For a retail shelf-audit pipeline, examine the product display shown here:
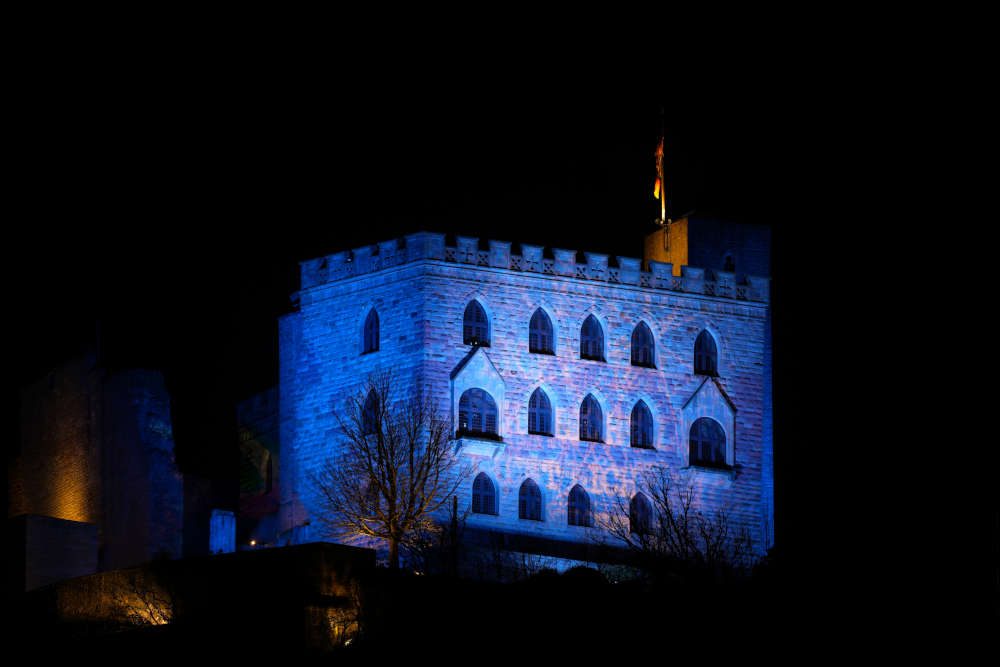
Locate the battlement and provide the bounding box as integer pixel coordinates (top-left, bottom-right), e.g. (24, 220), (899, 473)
(298, 232), (769, 303)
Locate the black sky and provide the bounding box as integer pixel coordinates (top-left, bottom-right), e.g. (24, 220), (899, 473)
(7, 43), (835, 563)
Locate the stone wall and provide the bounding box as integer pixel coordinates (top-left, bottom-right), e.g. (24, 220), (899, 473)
(280, 233), (772, 557)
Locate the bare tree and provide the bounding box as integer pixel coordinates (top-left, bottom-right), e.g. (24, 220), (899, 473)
(599, 466), (756, 575)
(313, 371), (470, 569)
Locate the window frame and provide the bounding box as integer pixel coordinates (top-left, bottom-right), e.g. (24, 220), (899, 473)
(579, 315), (605, 362)
(463, 300), (491, 347)
(457, 388), (501, 441)
(579, 394), (604, 443)
(528, 388), (554, 437)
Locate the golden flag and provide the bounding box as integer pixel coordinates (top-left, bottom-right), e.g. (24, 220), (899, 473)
(654, 136), (664, 200)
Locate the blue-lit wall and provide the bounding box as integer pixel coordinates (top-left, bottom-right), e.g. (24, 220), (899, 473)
(279, 233), (773, 557)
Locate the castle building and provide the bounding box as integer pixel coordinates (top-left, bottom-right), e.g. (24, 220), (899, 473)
(278, 226), (772, 564)
(8, 355), (185, 591)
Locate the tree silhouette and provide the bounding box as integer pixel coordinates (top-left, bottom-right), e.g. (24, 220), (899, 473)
(313, 371), (470, 569)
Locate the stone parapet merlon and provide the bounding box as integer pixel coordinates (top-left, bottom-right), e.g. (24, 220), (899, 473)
(298, 232), (769, 303)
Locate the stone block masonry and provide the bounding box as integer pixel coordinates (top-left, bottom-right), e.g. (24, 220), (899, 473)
(280, 232), (772, 558)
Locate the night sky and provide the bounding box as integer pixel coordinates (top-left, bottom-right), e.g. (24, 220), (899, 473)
(7, 50), (834, 564)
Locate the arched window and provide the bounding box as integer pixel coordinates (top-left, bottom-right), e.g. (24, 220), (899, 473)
(519, 478), (542, 521)
(690, 417), (727, 468)
(630, 400), (654, 449)
(363, 309), (379, 353)
(529, 308), (554, 354)
(463, 301), (490, 346)
(694, 330), (718, 376)
(362, 389), (378, 435)
(458, 389), (499, 439)
(630, 493), (651, 534)
(567, 485), (591, 527)
(579, 394), (603, 442)
(472, 472), (497, 515)
(580, 315), (604, 361)
(631, 321), (655, 368)
(528, 388), (553, 436)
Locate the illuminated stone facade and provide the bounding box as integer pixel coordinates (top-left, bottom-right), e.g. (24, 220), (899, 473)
(278, 231), (773, 560)
(10, 356), (184, 590)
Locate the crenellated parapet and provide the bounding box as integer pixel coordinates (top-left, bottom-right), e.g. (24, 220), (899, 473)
(299, 232), (769, 303)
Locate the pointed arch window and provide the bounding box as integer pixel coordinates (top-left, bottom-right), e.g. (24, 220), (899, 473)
(472, 472), (498, 515)
(579, 394), (603, 443)
(580, 315), (604, 361)
(529, 308), (554, 354)
(363, 309), (379, 353)
(690, 417), (727, 468)
(518, 479), (542, 521)
(528, 388), (553, 436)
(630, 493), (652, 534)
(568, 485), (591, 527)
(463, 301), (490, 346)
(630, 400), (654, 449)
(458, 389), (500, 440)
(694, 330), (718, 376)
(631, 321), (655, 368)
(362, 389), (378, 435)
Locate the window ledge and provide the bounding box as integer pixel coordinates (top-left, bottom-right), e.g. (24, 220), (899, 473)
(630, 444), (656, 451)
(685, 463), (738, 478)
(529, 349), (556, 356)
(631, 362), (656, 369)
(528, 431), (554, 438)
(360, 349), (379, 356)
(580, 355), (606, 362)
(456, 437), (505, 458)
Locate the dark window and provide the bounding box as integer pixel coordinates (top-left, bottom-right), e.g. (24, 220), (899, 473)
(472, 472), (497, 515)
(579, 394), (603, 442)
(723, 254), (735, 273)
(458, 388), (499, 439)
(518, 478), (542, 521)
(568, 484), (591, 527)
(463, 301), (490, 346)
(690, 417), (727, 468)
(631, 322), (655, 368)
(630, 493), (651, 534)
(630, 401), (654, 449)
(529, 308), (555, 354)
(694, 330), (718, 376)
(580, 315), (604, 361)
(528, 388), (553, 436)
(363, 309), (379, 353)
(362, 390), (378, 435)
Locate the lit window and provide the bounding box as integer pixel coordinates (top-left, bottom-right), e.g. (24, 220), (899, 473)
(458, 389), (500, 439)
(463, 301), (490, 346)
